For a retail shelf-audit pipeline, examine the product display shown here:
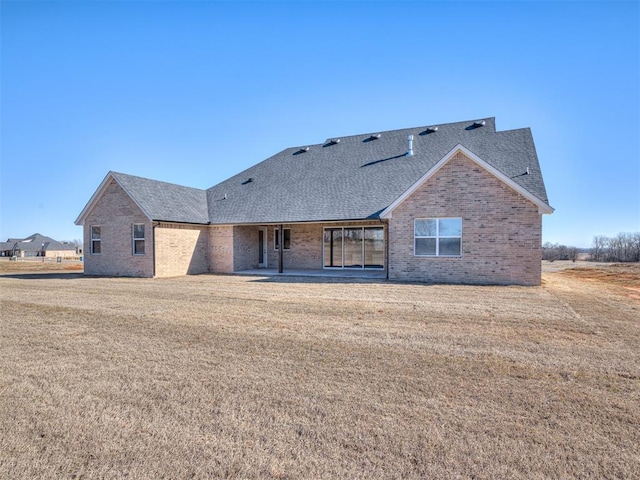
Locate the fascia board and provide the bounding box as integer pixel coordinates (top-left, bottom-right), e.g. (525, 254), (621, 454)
(380, 144), (554, 219)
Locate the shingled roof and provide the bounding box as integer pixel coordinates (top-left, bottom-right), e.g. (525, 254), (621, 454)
(76, 117), (552, 226)
(110, 172), (209, 224)
(206, 117), (550, 224)
(0, 233), (76, 253)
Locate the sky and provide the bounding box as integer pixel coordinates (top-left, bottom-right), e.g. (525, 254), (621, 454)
(1, 0), (638, 248)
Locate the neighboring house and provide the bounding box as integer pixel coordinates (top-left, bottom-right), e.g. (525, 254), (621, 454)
(75, 118), (553, 285)
(0, 233), (78, 258)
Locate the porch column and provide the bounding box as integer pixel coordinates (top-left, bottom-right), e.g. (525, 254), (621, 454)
(278, 224), (284, 273)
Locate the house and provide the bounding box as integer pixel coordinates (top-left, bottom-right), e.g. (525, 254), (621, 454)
(0, 233), (78, 258)
(75, 118), (553, 285)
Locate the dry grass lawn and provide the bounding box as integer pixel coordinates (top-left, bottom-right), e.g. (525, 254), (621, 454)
(1, 261), (638, 479)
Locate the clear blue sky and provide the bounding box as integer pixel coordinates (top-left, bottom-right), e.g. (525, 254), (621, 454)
(1, 1), (638, 247)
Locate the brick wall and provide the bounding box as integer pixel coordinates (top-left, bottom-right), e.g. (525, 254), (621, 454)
(232, 225), (259, 271)
(82, 180), (154, 277)
(388, 151), (542, 285)
(266, 223), (324, 270)
(155, 223), (209, 277)
(209, 226), (234, 273)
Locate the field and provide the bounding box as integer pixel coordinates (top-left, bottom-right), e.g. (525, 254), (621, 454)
(1, 261), (638, 479)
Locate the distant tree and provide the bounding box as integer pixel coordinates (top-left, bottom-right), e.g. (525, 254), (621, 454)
(590, 232), (640, 262)
(591, 236), (608, 262)
(542, 242), (579, 261)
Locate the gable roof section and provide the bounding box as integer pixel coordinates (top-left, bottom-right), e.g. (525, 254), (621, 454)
(380, 145), (554, 218)
(206, 118), (551, 224)
(75, 172), (209, 225)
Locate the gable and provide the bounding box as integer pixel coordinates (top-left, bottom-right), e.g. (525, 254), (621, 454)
(81, 178), (150, 224)
(380, 145), (554, 219)
(75, 172), (209, 225)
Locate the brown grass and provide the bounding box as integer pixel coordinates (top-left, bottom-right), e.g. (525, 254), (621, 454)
(1, 264), (638, 479)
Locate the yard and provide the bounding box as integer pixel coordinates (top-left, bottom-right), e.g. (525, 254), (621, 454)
(1, 261), (638, 479)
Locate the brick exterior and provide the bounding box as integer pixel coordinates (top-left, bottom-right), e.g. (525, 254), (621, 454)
(81, 157), (543, 284)
(82, 180), (154, 277)
(208, 226), (234, 273)
(387, 152), (542, 285)
(266, 223), (324, 270)
(155, 223), (209, 277)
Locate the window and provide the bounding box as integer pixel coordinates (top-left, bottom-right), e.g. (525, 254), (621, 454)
(91, 225), (101, 254)
(415, 218), (462, 257)
(133, 224), (145, 255)
(274, 228), (291, 251)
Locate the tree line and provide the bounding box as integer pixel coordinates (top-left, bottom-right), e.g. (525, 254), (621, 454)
(542, 232), (640, 262)
(591, 232), (640, 262)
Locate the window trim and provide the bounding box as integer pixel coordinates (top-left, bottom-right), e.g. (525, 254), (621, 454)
(132, 223), (146, 255)
(274, 228), (291, 251)
(90, 225), (101, 255)
(414, 217), (462, 257)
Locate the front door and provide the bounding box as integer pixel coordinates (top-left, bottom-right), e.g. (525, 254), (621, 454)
(258, 227), (268, 268)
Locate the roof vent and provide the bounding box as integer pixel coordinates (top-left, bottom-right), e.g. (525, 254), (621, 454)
(466, 120), (487, 130)
(363, 134), (381, 143)
(293, 147), (310, 155)
(324, 138), (341, 147)
(241, 178), (254, 185)
(407, 134), (414, 156)
(420, 126), (438, 135)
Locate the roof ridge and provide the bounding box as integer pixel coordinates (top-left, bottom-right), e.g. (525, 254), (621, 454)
(315, 117), (496, 144)
(111, 171), (207, 192)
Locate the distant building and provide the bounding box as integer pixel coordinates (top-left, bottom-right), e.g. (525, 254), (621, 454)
(0, 233), (78, 258)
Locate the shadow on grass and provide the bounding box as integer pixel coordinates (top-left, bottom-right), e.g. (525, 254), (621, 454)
(0, 272), (85, 280)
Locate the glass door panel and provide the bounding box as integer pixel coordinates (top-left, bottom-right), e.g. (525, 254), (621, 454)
(323, 228), (343, 268)
(343, 228), (363, 268)
(364, 227), (384, 268)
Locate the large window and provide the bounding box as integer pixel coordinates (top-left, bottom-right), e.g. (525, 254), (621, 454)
(274, 228), (291, 251)
(415, 218), (462, 257)
(91, 225), (101, 255)
(133, 224), (145, 255)
(323, 226), (384, 269)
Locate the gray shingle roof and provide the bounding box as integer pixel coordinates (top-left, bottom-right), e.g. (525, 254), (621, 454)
(0, 233), (76, 252)
(205, 117), (550, 224)
(86, 118), (550, 225)
(110, 172), (209, 224)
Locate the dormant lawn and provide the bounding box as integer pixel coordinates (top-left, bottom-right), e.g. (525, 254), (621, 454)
(1, 261), (638, 479)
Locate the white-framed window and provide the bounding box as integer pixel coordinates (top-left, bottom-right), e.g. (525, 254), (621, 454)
(274, 228), (291, 251)
(90, 225), (101, 255)
(132, 224), (145, 255)
(414, 218), (462, 257)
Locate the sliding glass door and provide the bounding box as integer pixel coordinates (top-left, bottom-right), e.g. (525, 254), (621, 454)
(323, 226), (384, 269)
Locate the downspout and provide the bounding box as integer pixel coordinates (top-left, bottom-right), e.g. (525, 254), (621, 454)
(152, 222), (158, 278)
(384, 220), (389, 280)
